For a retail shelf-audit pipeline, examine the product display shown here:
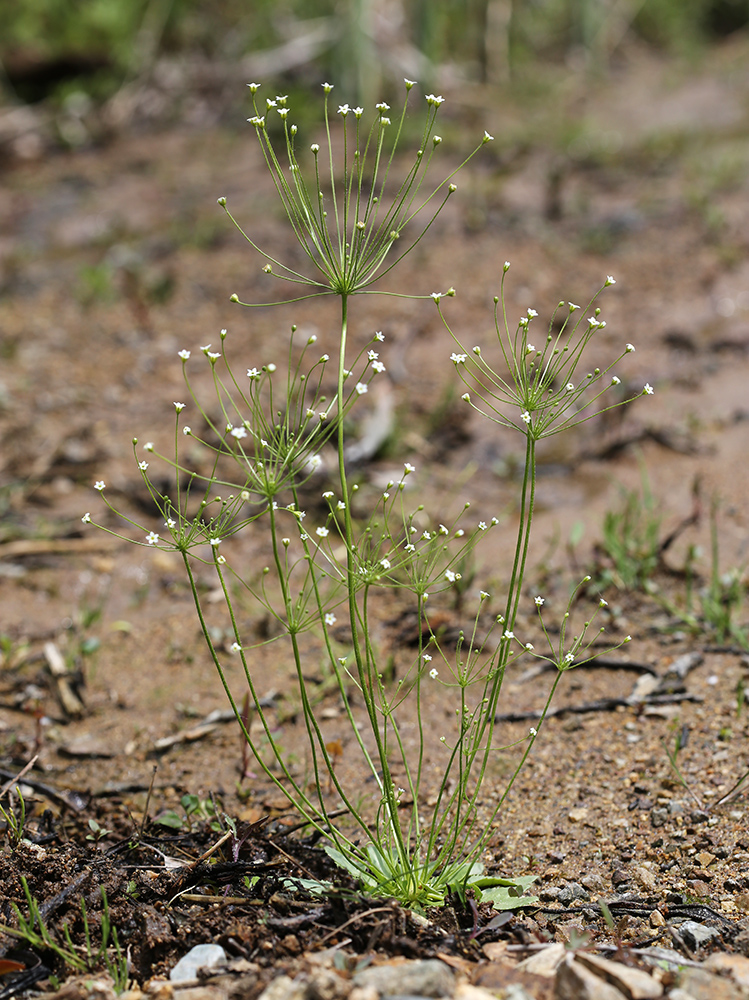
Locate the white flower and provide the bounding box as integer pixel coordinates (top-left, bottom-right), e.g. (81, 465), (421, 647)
(526, 344), (536, 354)
(503, 630), (514, 640)
(183, 426), (191, 436)
(310, 143), (320, 153)
(535, 596), (545, 606)
(491, 517), (498, 525)
(425, 94), (445, 105)
(445, 569), (456, 583)
(521, 411), (531, 424)
(527, 308), (538, 318)
(324, 613), (337, 626)
(165, 518), (176, 528)
(478, 521), (487, 531)
(380, 558), (391, 570)
(353, 107), (363, 117)
(431, 292), (442, 302)
(217, 554), (226, 564)
(338, 104), (350, 116)
(355, 382), (368, 395)
(322, 491), (334, 499)
(267, 363), (276, 372)
(483, 130), (494, 142)
(643, 383), (654, 395)
(455, 529), (465, 537)
(405, 543), (415, 553)
(247, 367), (261, 378)
(307, 454), (322, 471)
(231, 427), (248, 439)
(461, 393), (470, 402)
(503, 261), (511, 270)
(372, 360), (386, 373)
(599, 598), (608, 607)
(94, 481), (106, 491)
(209, 538), (221, 547)
(529, 727), (538, 737)
(404, 463), (415, 473)
(374, 331), (385, 342)
(569, 302), (580, 311)
(316, 526), (329, 538)
(144, 442), (154, 452)
(611, 375), (621, 385)
(322, 82), (333, 92)
(174, 402), (186, 412)
(404, 78), (416, 87)
(383, 492), (390, 500)
(429, 668), (439, 679)
(82, 512), (91, 523)
(625, 343), (635, 353)
(146, 532), (159, 545)
(624, 635), (632, 642)
(368, 350), (379, 361)
(480, 591), (490, 600)
(565, 383), (574, 392)
(139, 461), (149, 470)
(588, 317), (598, 328)
(451, 353), (467, 364)
(422, 531), (431, 540)
(605, 275), (616, 286)
(230, 642), (242, 653)
(423, 653), (432, 663)
(438, 524), (449, 535)
(525, 643), (534, 650)
(564, 652), (574, 664)
(178, 350), (191, 360)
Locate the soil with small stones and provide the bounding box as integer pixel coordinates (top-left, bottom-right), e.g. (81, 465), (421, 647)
(2, 37), (749, 998)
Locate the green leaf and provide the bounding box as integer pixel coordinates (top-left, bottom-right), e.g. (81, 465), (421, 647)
(478, 875), (540, 911)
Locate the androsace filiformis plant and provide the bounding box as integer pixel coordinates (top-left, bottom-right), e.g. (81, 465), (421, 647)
(85, 81), (652, 909)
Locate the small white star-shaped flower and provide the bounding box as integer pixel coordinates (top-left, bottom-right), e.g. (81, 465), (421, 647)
(535, 596), (545, 606)
(605, 275), (616, 286)
(611, 375), (621, 385)
(429, 668), (438, 679)
(82, 512), (91, 523)
(174, 402), (186, 412)
(445, 570), (456, 583)
(503, 630), (514, 640)
(94, 481), (106, 491)
(374, 331), (385, 342)
(231, 427), (248, 438)
(521, 411), (531, 424)
(178, 350), (191, 360)
(146, 531), (159, 545)
(139, 461), (149, 470)
(451, 353), (467, 364)
(316, 526), (329, 538)
(355, 382), (368, 395)
(643, 383), (654, 395)
(324, 613), (336, 626)
(478, 521), (487, 531)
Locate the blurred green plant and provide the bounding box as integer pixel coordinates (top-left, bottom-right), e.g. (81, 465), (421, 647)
(594, 466), (661, 591)
(3, 0), (747, 106)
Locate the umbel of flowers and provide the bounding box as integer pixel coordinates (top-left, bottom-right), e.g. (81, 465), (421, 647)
(85, 82), (651, 909)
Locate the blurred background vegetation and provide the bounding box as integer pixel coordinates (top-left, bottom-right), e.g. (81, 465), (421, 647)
(1, 0), (748, 111)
